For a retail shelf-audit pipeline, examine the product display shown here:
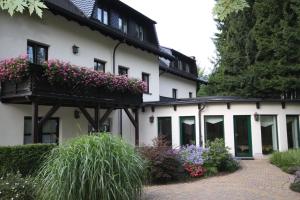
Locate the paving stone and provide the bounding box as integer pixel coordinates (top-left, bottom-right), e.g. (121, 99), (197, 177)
(143, 160), (300, 200)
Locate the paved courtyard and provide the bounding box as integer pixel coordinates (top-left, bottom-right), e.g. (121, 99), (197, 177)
(143, 159), (300, 200)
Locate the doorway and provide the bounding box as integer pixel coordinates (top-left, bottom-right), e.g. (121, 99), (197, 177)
(234, 115), (252, 157)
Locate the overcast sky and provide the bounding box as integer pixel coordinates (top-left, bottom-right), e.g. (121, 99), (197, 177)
(121, 0), (217, 74)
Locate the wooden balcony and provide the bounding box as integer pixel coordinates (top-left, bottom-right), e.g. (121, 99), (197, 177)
(0, 64), (142, 108)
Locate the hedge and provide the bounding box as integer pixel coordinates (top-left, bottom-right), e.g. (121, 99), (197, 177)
(0, 144), (56, 176)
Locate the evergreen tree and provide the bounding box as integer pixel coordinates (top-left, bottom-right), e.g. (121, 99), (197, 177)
(207, 0), (300, 99)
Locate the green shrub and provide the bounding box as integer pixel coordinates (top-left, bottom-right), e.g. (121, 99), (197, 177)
(139, 137), (187, 184)
(0, 172), (36, 200)
(203, 138), (239, 173)
(0, 144), (56, 176)
(35, 133), (146, 200)
(290, 182), (300, 193)
(270, 149), (300, 173)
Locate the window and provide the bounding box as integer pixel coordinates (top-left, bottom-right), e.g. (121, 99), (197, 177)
(118, 17), (128, 33)
(260, 115), (279, 154)
(177, 60), (183, 70)
(204, 116), (224, 143)
(189, 92), (193, 98)
(24, 117), (59, 144)
(185, 65), (190, 73)
(158, 117), (172, 146)
(172, 88), (177, 99)
(286, 115), (300, 149)
(180, 116), (196, 145)
(135, 24), (144, 41)
(118, 66), (128, 76)
(142, 73), (150, 94)
(97, 7), (108, 25)
(27, 40), (48, 65)
(94, 59), (106, 72)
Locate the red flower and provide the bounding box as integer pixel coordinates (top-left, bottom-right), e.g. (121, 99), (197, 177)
(183, 163), (205, 177)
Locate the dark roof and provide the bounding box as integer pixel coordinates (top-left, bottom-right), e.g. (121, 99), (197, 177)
(143, 96), (300, 106)
(70, 0), (95, 17)
(44, 0), (173, 60)
(159, 46), (206, 83)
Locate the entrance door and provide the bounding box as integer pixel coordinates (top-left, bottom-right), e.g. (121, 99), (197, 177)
(234, 115), (252, 157)
(180, 116), (196, 146)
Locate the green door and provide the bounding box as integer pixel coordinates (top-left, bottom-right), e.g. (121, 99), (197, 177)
(180, 116), (196, 146)
(234, 115), (252, 157)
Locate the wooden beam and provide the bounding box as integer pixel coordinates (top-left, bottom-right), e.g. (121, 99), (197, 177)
(94, 104), (100, 132)
(134, 109), (139, 146)
(123, 108), (137, 128)
(79, 106), (96, 129)
(99, 108), (113, 127)
(32, 102), (39, 143)
(281, 102), (286, 109)
(38, 105), (60, 129)
(173, 105), (177, 111)
(151, 106), (155, 112)
(227, 103), (231, 109)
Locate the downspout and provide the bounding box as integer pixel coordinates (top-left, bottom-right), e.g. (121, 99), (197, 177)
(198, 103), (206, 147)
(113, 41), (124, 75)
(113, 40), (124, 136)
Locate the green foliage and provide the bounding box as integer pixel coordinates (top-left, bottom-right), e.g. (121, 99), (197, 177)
(290, 182), (300, 193)
(270, 149), (300, 173)
(0, 0), (47, 18)
(203, 139), (239, 172)
(139, 137), (186, 184)
(0, 172), (36, 200)
(35, 134), (146, 200)
(0, 144), (56, 176)
(208, 0), (300, 98)
(214, 0), (249, 21)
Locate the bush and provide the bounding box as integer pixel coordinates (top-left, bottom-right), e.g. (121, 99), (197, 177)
(203, 139), (239, 173)
(270, 149), (300, 173)
(178, 145), (208, 177)
(139, 137), (186, 184)
(35, 133), (146, 200)
(0, 144), (56, 176)
(290, 182), (300, 193)
(0, 172), (36, 200)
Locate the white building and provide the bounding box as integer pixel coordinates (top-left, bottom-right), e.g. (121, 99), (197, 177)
(0, 0), (299, 159)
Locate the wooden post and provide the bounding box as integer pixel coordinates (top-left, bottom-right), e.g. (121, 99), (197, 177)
(32, 101), (39, 143)
(134, 108), (139, 146)
(94, 105), (100, 132)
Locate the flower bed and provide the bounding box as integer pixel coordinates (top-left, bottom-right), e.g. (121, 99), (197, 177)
(0, 56), (146, 94)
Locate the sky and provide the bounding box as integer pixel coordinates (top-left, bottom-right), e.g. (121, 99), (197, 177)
(121, 0), (218, 74)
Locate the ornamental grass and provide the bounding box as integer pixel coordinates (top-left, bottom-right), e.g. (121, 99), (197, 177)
(35, 134), (147, 200)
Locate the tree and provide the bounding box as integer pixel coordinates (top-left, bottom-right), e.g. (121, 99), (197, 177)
(0, 0), (47, 18)
(214, 0), (249, 21)
(207, 0), (300, 99)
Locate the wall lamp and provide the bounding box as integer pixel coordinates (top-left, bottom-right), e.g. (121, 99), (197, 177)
(72, 45), (79, 55)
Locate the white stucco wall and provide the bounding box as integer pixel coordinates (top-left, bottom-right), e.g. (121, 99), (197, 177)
(0, 11), (159, 102)
(159, 73), (197, 98)
(138, 102), (300, 158)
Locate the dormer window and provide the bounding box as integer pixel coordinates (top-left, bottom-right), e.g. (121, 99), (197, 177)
(135, 24), (144, 41)
(118, 17), (128, 33)
(185, 65), (190, 73)
(97, 7), (108, 25)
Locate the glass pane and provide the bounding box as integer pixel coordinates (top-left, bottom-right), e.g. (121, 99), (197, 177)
(42, 133), (57, 144)
(181, 117), (196, 145)
(158, 117), (172, 146)
(36, 47), (46, 65)
(205, 116), (224, 142)
(118, 18), (122, 30)
(123, 20), (127, 33)
(139, 26), (143, 40)
(27, 45), (34, 63)
(261, 115), (278, 154)
(42, 119), (57, 133)
(100, 118), (111, 132)
(234, 116), (252, 157)
(24, 135), (33, 144)
(97, 8), (102, 21)
(103, 10), (108, 25)
(287, 116), (300, 149)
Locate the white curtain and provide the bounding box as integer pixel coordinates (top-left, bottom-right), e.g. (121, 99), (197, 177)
(183, 119), (195, 125)
(205, 117), (223, 124)
(287, 116), (299, 148)
(261, 116), (278, 150)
